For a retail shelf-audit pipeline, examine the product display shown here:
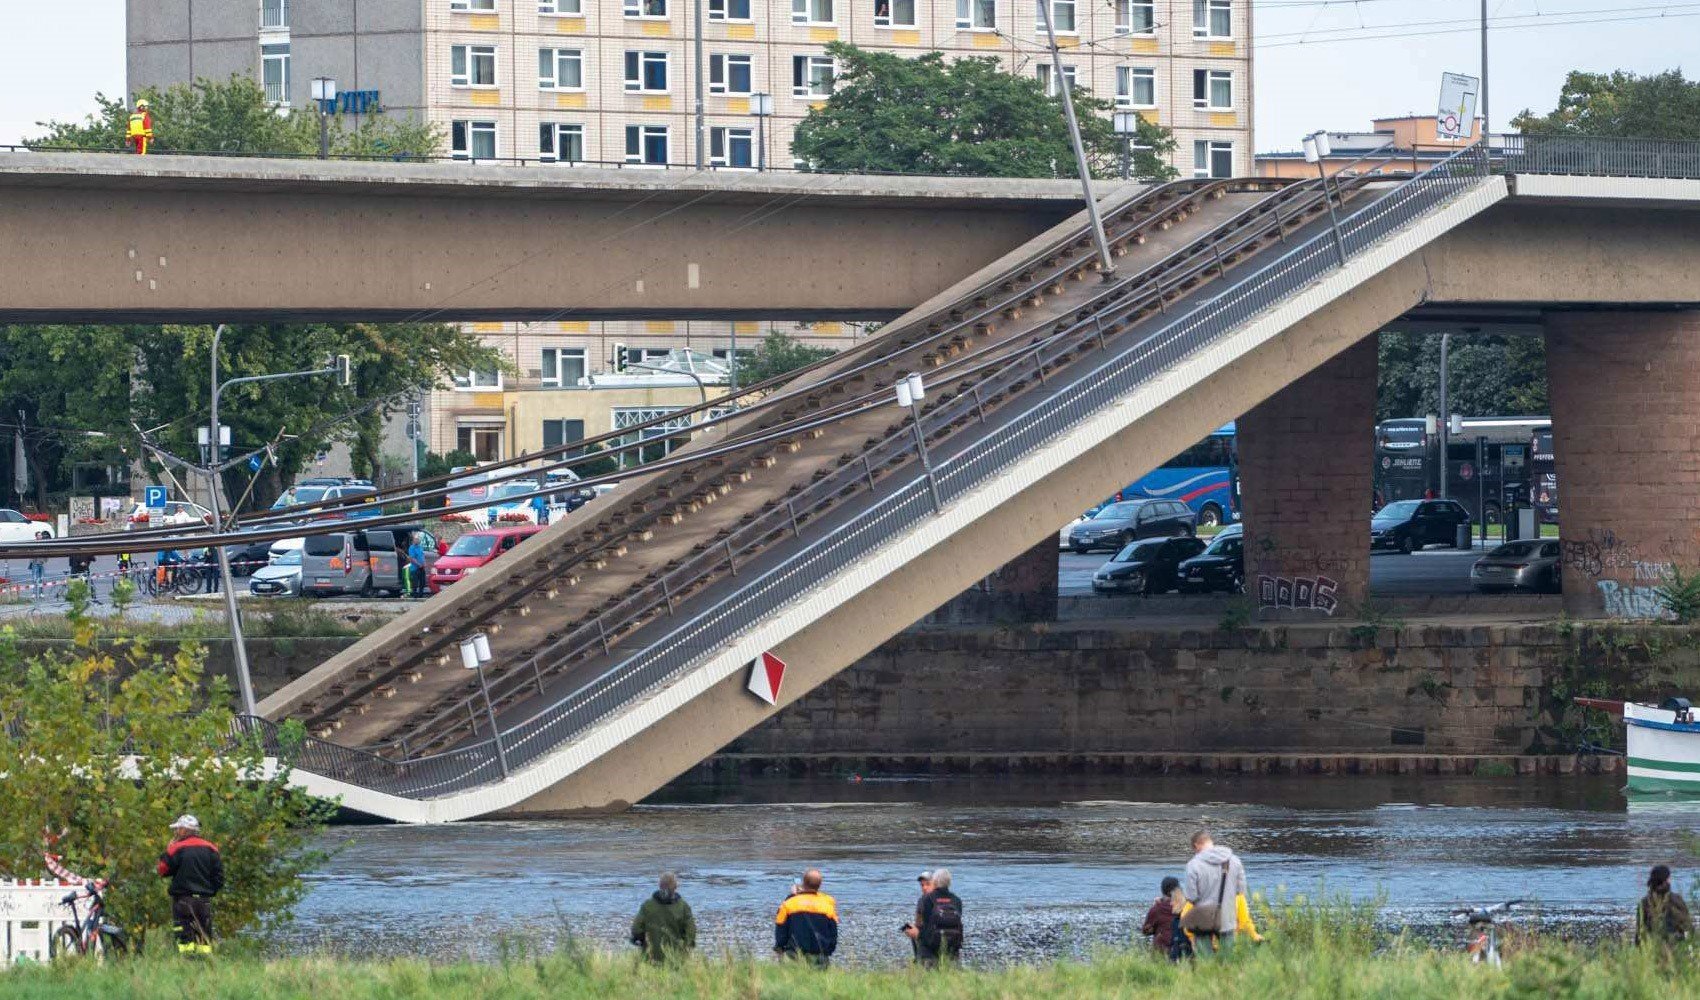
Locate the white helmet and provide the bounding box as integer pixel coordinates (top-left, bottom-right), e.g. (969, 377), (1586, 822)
(170, 814), (199, 832)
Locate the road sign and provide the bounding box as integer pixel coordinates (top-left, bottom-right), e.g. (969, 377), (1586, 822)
(1459, 462), (1475, 481)
(746, 651), (787, 705)
(248, 454), (264, 472)
(1436, 72), (1479, 140)
(144, 485), (168, 513)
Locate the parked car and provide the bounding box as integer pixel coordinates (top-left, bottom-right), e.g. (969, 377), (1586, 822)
(125, 501), (213, 529)
(428, 525), (543, 594)
(226, 538), (279, 576)
(0, 509), (53, 542)
(301, 525), (441, 597)
(1177, 523), (1245, 593)
(1370, 498), (1471, 553)
(248, 546), (303, 597)
(1471, 539), (1562, 593)
(274, 481), (379, 522)
(1066, 499), (1196, 554)
(1092, 535), (1206, 595)
(483, 482), (546, 525)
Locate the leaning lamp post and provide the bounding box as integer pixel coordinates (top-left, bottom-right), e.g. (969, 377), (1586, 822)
(459, 633), (510, 777)
(1303, 130), (1348, 267)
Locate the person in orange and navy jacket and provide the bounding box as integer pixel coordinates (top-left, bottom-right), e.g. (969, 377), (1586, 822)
(157, 814), (224, 954)
(775, 868), (838, 967)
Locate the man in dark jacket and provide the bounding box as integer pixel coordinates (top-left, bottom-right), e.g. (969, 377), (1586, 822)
(774, 868), (837, 966)
(630, 871), (697, 962)
(1637, 864), (1694, 946)
(915, 867), (964, 966)
(156, 814), (223, 955)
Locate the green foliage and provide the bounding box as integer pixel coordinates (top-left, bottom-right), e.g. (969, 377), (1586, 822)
(793, 44), (1177, 179)
(0, 595), (334, 945)
(738, 332), (837, 386)
(1512, 69), (1700, 140)
(1217, 598), (1253, 631)
(420, 450), (481, 482)
(1376, 331), (1548, 423)
(1656, 567), (1700, 625)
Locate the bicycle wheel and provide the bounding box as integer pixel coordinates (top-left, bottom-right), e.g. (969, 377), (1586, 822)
(95, 927), (128, 958)
(50, 925), (82, 959)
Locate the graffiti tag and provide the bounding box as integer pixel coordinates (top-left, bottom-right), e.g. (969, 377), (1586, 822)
(1256, 575), (1339, 615)
(1597, 580), (1673, 621)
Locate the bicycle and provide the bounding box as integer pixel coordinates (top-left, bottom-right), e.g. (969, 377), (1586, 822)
(42, 837), (128, 960)
(1454, 899), (1523, 967)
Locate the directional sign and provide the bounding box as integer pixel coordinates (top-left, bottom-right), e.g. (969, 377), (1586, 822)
(746, 651), (787, 705)
(1437, 72), (1479, 140)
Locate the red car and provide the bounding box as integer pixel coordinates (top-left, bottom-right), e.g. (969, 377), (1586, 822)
(427, 525), (542, 594)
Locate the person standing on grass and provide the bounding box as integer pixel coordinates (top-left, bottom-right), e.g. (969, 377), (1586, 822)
(1181, 828), (1247, 954)
(1637, 864), (1693, 946)
(775, 868), (838, 967)
(630, 871), (696, 963)
(157, 814), (223, 955)
(914, 867), (964, 967)
(1142, 876), (1183, 955)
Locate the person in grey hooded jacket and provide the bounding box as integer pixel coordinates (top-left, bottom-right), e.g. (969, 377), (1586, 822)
(1182, 829), (1248, 951)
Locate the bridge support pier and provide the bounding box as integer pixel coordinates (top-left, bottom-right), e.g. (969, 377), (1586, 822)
(1237, 337), (1377, 617)
(1546, 310), (1700, 618)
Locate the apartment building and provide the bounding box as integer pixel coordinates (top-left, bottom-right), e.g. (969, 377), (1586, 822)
(128, 0), (1253, 461)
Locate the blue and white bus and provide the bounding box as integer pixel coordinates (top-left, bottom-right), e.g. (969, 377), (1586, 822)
(1109, 423), (1239, 528)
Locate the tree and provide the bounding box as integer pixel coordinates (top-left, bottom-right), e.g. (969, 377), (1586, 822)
(1375, 331), (1548, 422)
(0, 588), (332, 943)
(1512, 69), (1700, 140)
(739, 332), (838, 385)
(792, 44), (1177, 179)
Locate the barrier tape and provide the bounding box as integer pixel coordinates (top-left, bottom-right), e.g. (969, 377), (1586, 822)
(0, 560), (267, 599)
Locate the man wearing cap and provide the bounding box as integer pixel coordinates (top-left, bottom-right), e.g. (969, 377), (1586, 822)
(157, 815), (223, 954)
(902, 871), (933, 959)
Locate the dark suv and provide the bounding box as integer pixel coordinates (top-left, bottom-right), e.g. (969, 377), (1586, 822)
(1066, 498), (1197, 554)
(1370, 498), (1471, 553)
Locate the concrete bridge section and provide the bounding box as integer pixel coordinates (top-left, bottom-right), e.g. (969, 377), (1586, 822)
(0, 153), (1137, 323)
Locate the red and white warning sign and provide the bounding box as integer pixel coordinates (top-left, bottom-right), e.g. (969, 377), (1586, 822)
(746, 651), (787, 705)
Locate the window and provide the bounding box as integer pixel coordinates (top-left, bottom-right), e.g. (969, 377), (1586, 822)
(711, 126), (754, 167)
(261, 42), (290, 105)
(625, 124), (670, 164)
(624, 51), (669, 92)
(539, 48), (584, 90)
(262, 0), (288, 29)
(709, 0), (752, 18)
(1193, 139), (1233, 178)
(1193, 68), (1232, 110)
(874, 0), (916, 27)
(1035, 63), (1076, 97)
(1116, 66), (1155, 108)
(1115, 0), (1153, 34)
(1194, 0), (1231, 37)
(451, 0), (497, 9)
(792, 55), (834, 98)
(542, 419), (585, 451)
(623, 0), (668, 16)
(451, 368), (503, 390)
(612, 407), (693, 467)
(1035, 0), (1075, 33)
(451, 120), (498, 160)
(792, 0), (833, 25)
(538, 122), (584, 162)
(541, 347), (587, 386)
(456, 426), (503, 462)
(955, 0), (994, 28)
(709, 54), (753, 95)
(539, 0), (582, 11)
(622, 346), (674, 366)
(451, 44), (497, 87)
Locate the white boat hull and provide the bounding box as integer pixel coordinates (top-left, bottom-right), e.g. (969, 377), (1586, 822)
(1626, 702), (1700, 793)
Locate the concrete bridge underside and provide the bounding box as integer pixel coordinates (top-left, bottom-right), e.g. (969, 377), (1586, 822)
(0, 153), (1134, 323)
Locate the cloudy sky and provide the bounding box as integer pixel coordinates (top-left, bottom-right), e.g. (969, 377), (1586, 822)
(0, 0), (1693, 148)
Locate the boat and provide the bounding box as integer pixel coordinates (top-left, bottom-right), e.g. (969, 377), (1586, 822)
(1577, 697), (1700, 794)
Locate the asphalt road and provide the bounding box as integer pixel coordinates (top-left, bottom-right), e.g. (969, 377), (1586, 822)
(1058, 542), (1491, 597)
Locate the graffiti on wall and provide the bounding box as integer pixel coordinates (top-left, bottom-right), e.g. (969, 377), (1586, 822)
(1256, 575), (1339, 615)
(1562, 528), (1644, 578)
(1597, 559), (1675, 620)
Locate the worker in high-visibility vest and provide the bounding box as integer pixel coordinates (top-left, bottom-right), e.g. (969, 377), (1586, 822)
(127, 99), (154, 155)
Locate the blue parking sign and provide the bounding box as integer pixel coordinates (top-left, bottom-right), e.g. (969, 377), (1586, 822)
(144, 485), (168, 510)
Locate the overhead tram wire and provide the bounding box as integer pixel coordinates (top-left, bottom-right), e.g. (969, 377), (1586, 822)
(1257, 6), (1700, 47)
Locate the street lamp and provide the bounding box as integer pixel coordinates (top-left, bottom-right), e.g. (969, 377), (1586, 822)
(750, 93), (773, 173)
(1113, 110), (1140, 181)
(895, 373), (942, 513)
(459, 633), (510, 778)
(1303, 130), (1347, 267)
(311, 77), (337, 159)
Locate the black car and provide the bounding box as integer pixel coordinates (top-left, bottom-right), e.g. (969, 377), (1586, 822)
(1067, 499), (1197, 553)
(225, 540), (274, 577)
(1177, 524), (1244, 593)
(1092, 535), (1207, 595)
(1370, 498), (1471, 553)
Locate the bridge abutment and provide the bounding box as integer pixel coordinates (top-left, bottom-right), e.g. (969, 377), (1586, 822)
(1238, 337), (1377, 616)
(1546, 310), (1700, 617)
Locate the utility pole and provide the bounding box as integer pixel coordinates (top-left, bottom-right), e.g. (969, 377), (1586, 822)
(1438, 332), (1452, 500)
(694, 0), (706, 170)
(1480, 0), (1490, 135)
(206, 324), (256, 717)
(1035, 0), (1115, 280)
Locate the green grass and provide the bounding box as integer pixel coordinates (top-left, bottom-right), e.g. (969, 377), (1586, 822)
(0, 603), (378, 641)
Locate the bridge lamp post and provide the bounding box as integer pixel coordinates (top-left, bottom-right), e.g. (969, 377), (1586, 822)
(895, 373), (942, 514)
(750, 93), (773, 173)
(1113, 111), (1139, 182)
(460, 633), (510, 778)
(311, 77), (337, 159)
(1036, 0), (1115, 281)
(1303, 130), (1348, 267)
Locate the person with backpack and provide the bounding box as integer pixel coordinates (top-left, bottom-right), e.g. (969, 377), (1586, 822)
(1637, 864), (1694, 946)
(1181, 828), (1247, 955)
(629, 871), (697, 963)
(914, 867), (964, 967)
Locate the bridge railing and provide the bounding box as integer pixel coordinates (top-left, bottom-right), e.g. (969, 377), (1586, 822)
(1498, 134), (1700, 179)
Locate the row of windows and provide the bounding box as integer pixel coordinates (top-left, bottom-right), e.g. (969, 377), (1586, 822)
(1041, 64), (1233, 112)
(444, 0), (1237, 35)
(456, 45), (838, 97)
(453, 346), (756, 389)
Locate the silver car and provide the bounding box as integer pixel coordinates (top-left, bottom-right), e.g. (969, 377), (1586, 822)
(1471, 539), (1562, 593)
(248, 546), (302, 597)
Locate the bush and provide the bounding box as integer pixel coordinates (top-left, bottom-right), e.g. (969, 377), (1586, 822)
(1656, 567), (1700, 624)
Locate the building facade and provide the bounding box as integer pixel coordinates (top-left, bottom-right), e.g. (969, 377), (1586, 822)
(128, 0), (1254, 460)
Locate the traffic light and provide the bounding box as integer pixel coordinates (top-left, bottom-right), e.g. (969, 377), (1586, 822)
(611, 342), (628, 373)
(335, 354), (352, 386)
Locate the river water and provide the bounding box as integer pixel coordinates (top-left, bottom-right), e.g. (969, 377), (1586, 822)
(280, 774), (1695, 966)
